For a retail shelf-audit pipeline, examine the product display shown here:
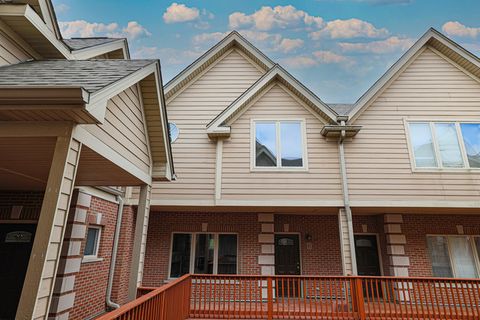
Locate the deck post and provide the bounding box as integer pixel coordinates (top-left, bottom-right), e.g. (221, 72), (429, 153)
(267, 276), (273, 320)
(354, 277), (366, 320)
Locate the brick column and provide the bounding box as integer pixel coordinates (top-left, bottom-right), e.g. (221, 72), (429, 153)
(48, 190), (91, 319)
(384, 214), (410, 277)
(258, 214), (275, 299)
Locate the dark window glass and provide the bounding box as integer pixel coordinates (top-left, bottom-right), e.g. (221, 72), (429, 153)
(255, 122), (277, 167)
(84, 227), (100, 256)
(280, 122), (303, 167)
(218, 234), (237, 274)
(170, 233), (191, 277)
(194, 234), (214, 274)
(427, 236), (453, 277)
(460, 123), (480, 168)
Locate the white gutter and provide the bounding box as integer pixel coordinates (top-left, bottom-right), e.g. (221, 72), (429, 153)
(105, 191), (125, 310)
(338, 117), (358, 275)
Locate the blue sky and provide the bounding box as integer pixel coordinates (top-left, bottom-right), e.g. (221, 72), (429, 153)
(53, 0), (480, 103)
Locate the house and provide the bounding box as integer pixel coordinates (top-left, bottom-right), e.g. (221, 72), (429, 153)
(0, 1), (174, 319)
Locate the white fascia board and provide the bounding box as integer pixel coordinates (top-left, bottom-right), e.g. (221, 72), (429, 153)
(71, 39), (128, 60)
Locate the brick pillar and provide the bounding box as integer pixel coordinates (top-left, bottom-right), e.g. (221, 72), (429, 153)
(384, 214), (410, 277)
(48, 190), (91, 319)
(258, 214), (275, 300)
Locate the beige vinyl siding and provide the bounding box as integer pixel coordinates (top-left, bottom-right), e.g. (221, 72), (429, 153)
(347, 47), (480, 202)
(83, 85), (151, 174)
(0, 31), (31, 66)
(151, 48), (264, 202)
(221, 83), (343, 201)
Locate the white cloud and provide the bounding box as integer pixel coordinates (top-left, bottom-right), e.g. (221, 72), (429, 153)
(59, 20), (119, 38)
(310, 18), (388, 39)
(313, 50), (350, 63)
(338, 36), (414, 54)
(280, 56), (318, 68)
(229, 5), (324, 31)
(192, 32), (228, 45)
(59, 20), (151, 40)
(121, 21), (151, 39)
(163, 3), (200, 24)
(134, 47), (202, 65)
(276, 38), (304, 53)
(442, 21), (480, 38)
(55, 3), (69, 13)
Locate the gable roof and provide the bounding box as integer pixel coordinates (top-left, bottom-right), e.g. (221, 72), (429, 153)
(207, 64), (338, 137)
(164, 30), (275, 100)
(347, 28), (480, 122)
(63, 38), (121, 50)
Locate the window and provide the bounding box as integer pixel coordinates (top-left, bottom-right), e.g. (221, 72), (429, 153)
(169, 233), (238, 278)
(427, 235), (480, 278)
(84, 227), (101, 257)
(407, 122), (480, 169)
(168, 122), (179, 143)
(253, 120), (305, 169)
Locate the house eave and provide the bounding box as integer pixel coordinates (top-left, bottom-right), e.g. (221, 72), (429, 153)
(321, 125), (362, 138)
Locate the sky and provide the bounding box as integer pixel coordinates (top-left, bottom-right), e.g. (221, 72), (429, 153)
(52, 0), (480, 103)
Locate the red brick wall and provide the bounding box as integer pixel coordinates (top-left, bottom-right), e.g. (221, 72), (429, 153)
(403, 214), (480, 277)
(275, 215), (343, 275)
(69, 198), (136, 319)
(143, 211), (261, 286)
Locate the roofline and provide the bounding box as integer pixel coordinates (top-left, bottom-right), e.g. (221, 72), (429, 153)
(207, 64), (337, 137)
(347, 28), (480, 122)
(164, 30), (275, 98)
(41, 0), (62, 39)
(70, 38), (130, 59)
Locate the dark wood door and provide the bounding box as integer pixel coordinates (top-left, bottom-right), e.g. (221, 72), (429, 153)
(275, 234), (301, 298)
(0, 224), (36, 320)
(355, 235), (382, 298)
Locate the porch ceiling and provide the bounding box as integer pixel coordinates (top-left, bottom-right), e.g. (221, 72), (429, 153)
(0, 137), (146, 191)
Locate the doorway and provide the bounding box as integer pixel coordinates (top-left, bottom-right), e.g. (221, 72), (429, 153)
(275, 234), (300, 297)
(354, 234), (382, 276)
(0, 224), (36, 320)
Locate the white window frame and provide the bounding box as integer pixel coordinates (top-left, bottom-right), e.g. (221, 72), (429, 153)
(168, 232), (239, 279)
(405, 119), (480, 172)
(427, 234), (480, 278)
(83, 226), (102, 263)
(250, 119), (308, 171)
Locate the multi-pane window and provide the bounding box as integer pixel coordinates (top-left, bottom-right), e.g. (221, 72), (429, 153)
(84, 226), (101, 258)
(427, 235), (480, 278)
(169, 233), (237, 278)
(254, 120), (305, 169)
(407, 122), (480, 169)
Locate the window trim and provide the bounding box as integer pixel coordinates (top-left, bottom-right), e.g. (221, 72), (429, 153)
(404, 119), (480, 172)
(250, 118), (308, 172)
(168, 232), (239, 279)
(83, 226), (102, 263)
(427, 234), (480, 278)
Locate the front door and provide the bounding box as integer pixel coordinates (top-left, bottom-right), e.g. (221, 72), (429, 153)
(355, 235), (382, 298)
(275, 234), (300, 297)
(0, 224), (36, 320)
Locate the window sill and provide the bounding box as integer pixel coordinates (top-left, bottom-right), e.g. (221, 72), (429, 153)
(412, 168), (480, 173)
(251, 167), (308, 173)
(82, 256), (104, 264)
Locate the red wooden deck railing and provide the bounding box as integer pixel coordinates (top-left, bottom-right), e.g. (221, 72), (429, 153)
(97, 274), (480, 320)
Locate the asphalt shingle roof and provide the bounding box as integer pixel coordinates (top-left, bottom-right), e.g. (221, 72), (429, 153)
(63, 38), (122, 50)
(328, 103), (355, 116)
(0, 59), (155, 93)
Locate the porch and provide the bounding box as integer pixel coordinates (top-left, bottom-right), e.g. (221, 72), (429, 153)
(97, 274), (480, 320)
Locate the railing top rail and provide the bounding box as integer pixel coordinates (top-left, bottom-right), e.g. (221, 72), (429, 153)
(95, 273), (191, 320)
(189, 273), (480, 282)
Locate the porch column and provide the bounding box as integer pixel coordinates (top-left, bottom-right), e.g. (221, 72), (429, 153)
(48, 190), (91, 319)
(384, 214), (410, 276)
(128, 184), (151, 300)
(258, 213), (275, 299)
(17, 134), (82, 320)
(338, 208), (357, 275)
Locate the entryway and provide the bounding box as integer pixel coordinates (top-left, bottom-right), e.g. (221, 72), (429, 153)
(275, 234), (300, 297)
(0, 224), (36, 319)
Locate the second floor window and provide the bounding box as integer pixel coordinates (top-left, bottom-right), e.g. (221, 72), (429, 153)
(407, 122), (480, 169)
(253, 120), (306, 169)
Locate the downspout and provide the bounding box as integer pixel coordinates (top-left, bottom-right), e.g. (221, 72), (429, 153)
(338, 118), (358, 275)
(106, 193), (125, 309)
